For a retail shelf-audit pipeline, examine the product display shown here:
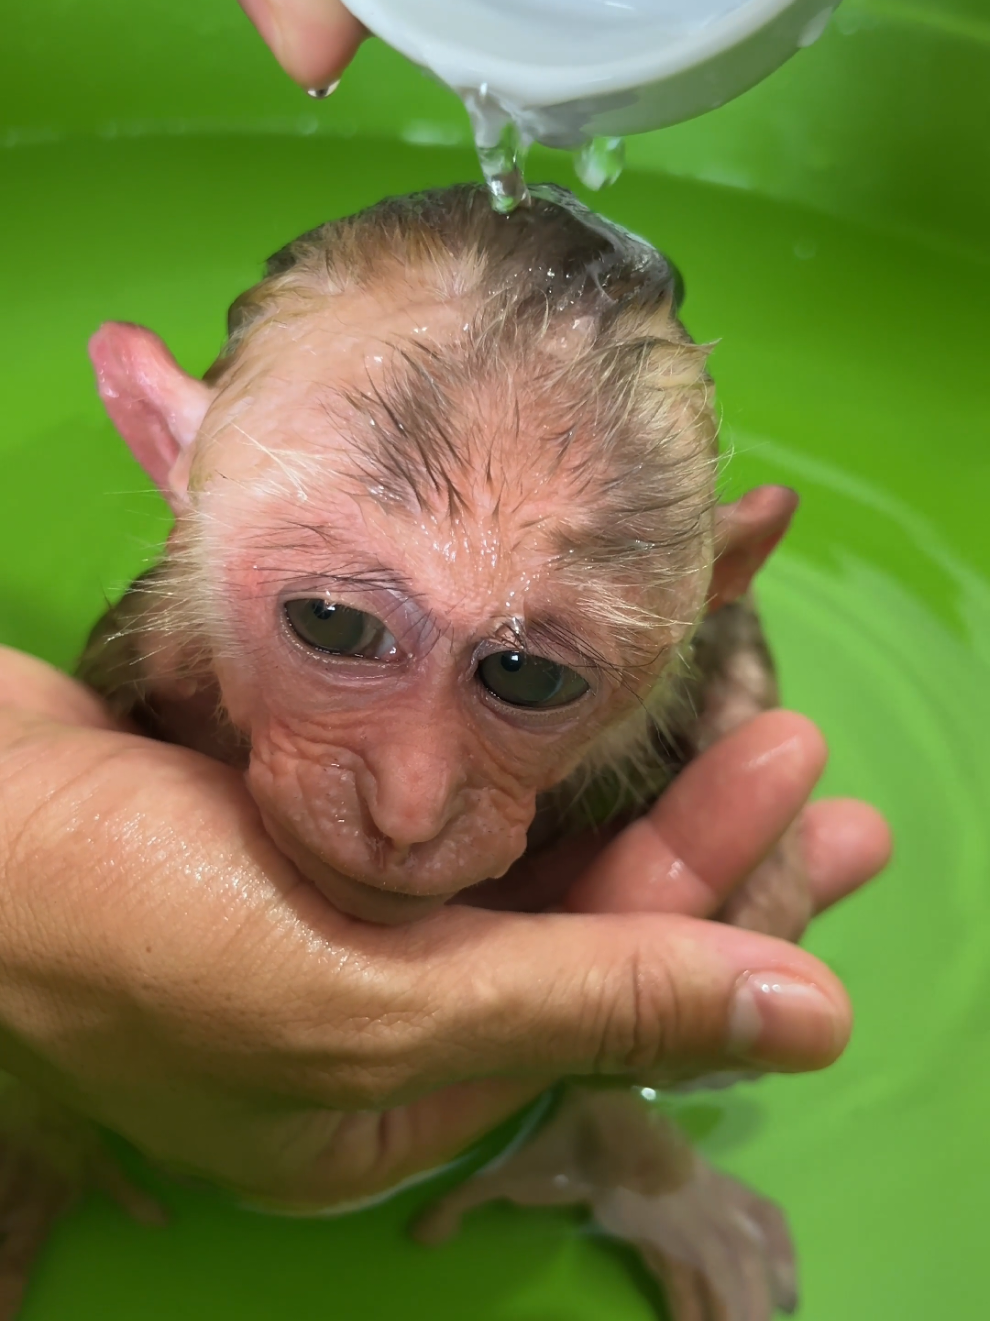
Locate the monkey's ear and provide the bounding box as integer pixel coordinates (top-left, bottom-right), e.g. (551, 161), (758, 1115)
(708, 486), (799, 612)
(88, 322), (213, 511)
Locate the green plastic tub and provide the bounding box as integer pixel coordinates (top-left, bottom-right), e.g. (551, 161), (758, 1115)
(1, 2), (988, 1316)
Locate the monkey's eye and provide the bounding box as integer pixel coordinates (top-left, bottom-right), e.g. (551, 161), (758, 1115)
(477, 651), (589, 709)
(284, 599), (397, 659)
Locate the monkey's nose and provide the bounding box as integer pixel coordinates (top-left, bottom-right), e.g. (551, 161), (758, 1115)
(376, 838), (412, 866)
(365, 801), (461, 858)
(359, 750), (465, 853)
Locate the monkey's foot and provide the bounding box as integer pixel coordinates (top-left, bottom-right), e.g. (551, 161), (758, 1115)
(0, 1079), (165, 1320)
(596, 1159), (797, 1321)
(412, 1085), (796, 1321)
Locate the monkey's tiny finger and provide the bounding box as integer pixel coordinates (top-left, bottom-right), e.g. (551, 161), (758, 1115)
(732, 1190), (797, 1312)
(238, 0), (367, 89)
(801, 799), (892, 916)
(93, 1158), (168, 1228)
(640, 1247), (712, 1321)
(0, 1272), (29, 1321)
(410, 1200), (464, 1246)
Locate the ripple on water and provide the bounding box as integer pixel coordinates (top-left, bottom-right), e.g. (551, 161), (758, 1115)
(664, 437), (990, 1154)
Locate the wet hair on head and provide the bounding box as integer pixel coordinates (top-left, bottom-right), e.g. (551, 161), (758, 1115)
(211, 183), (685, 363)
(203, 183), (719, 670)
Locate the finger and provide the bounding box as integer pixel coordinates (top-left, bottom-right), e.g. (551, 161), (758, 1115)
(801, 798), (893, 915)
(0, 1179), (75, 1321)
(91, 1155), (168, 1227)
(734, 1188), (798, 1312)
(333, 903), (853, 1104)
(277, 1076), (552, 1210)
(642, 1249), (712, 1321)
(0, 646), (117, 730)
(411, 1199), (465, 1247)
(566, 711), (827, 916)
(238, 0), (366, 88)
(410, 1169), (508, 1247)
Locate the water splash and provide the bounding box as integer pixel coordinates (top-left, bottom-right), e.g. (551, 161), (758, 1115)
(463, 88), (627, 212)
(476, 123), (530, 214)
(463, 89), (531, 214)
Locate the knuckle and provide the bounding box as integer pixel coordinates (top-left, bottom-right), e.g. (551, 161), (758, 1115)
(594, 946), (683, 1074)
(271, 1006), (437, 1112)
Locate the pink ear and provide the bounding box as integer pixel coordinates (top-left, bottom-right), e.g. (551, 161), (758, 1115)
(708, 486), (799, 612)
(89, 322), (212, 510)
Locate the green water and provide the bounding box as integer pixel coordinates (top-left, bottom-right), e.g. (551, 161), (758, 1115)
(2, 129), (989, 1320)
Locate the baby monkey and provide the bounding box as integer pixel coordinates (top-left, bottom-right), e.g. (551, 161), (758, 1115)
(6, 185), (811, 1320)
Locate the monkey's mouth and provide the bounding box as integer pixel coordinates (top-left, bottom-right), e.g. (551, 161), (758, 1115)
(311, 871), (455, 925)
(259, 811), (463, 925)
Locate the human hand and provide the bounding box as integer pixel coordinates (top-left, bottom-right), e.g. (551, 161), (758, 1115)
(238, 0), (367, 91)
(465, 708), (887, 926)
(0, 647), (887, 1211)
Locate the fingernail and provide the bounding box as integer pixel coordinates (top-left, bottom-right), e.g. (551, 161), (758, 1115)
(307, 80), (340, 99)
(728, 971), (844, 1070)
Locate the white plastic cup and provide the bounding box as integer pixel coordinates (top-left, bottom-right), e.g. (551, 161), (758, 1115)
(345, 0), (840, 148)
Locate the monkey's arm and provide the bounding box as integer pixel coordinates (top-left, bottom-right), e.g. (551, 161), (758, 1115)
(675, 596), (780, 753)
(663, 595), (812, 942)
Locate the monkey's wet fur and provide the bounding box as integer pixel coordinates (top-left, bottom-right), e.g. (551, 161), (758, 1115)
(1, 185), (810, 1320)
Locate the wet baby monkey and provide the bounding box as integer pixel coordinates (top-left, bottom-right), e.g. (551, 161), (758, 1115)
(31, 185), (814, 1319)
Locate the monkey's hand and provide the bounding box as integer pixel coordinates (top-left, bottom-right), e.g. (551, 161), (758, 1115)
(413, 1086), (795, 1321)
(0, 1076), (164, 1321)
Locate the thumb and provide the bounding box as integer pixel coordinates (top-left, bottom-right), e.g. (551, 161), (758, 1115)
(344, 904), (851, 1103)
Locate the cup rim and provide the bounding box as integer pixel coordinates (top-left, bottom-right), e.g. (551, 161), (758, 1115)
(345, 0), (816, 106)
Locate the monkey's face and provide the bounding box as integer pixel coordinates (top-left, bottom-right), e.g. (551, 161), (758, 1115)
(184, 296), (690, 924)
(210, 508), (653, 926)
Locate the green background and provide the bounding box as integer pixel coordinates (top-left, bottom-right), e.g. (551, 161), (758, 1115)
(1, 0), (989, 1316)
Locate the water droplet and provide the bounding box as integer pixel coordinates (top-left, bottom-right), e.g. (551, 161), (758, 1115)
(477, 122), (530, 214)
(573, 136), (626, 191)
(306, 81), (339, 100)
(464, 90), (531, 214)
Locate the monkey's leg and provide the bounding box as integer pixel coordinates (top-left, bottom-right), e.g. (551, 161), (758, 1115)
(0, 1076), (165, 1320)
(669, 598), (812, 943)
(413, 1086), (796, 1321)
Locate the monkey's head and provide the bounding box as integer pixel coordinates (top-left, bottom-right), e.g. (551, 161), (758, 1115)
(89, 185), (794, 923)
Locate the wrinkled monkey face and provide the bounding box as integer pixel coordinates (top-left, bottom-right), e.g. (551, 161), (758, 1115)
(210, 521), (655, 926)
(183, 296), (684, 924)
